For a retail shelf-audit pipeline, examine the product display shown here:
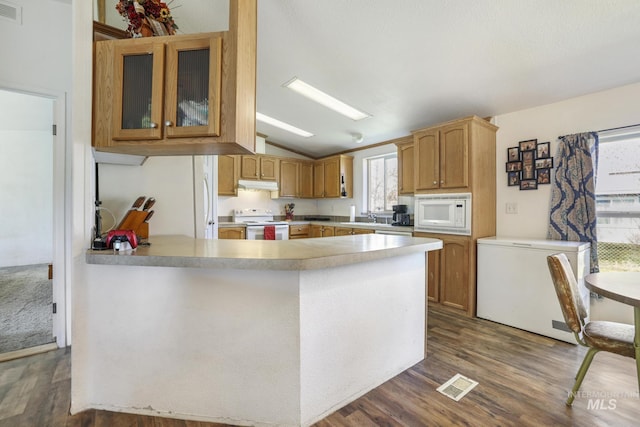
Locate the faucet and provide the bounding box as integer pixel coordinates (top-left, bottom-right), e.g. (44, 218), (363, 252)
(367, 211), (377, 223)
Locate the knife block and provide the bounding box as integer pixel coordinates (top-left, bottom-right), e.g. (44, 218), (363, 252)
(116, 210), (149, 239)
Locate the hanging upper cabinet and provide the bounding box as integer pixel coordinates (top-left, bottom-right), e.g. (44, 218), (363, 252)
(93, 0), (257, 156)
(109, 35), (221, 142)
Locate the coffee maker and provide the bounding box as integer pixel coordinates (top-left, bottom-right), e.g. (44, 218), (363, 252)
(392, 204), (410, 226)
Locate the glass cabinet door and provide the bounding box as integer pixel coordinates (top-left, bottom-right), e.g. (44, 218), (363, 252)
(111, 40), (165, 140)
(164, 36), (223, 138)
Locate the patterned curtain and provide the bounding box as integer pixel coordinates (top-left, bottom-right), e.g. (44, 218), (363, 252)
(548, 132), (600, 272)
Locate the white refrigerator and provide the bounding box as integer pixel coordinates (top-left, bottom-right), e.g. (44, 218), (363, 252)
(476, 237), (590, 344)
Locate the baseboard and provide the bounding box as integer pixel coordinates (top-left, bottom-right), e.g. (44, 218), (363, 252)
(0, 342), (58, 363)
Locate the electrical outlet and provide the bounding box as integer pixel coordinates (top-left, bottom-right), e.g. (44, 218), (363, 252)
(505, 203), (518, 214)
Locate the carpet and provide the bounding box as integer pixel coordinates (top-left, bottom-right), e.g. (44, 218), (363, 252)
(0, 264), (54, 354)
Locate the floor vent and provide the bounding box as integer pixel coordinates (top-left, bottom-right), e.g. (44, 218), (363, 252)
(0, 0), (21, 25)
(437, 373), (478, 401)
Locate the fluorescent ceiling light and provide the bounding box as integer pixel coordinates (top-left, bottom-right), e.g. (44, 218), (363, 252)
(283, 77), (370, 121)
(256, 112), (314, 138)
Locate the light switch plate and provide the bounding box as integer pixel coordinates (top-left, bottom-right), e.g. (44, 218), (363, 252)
(505, 203), (518, 214)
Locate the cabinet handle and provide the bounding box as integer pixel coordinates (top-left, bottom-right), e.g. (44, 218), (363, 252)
(150, 123), (158, 128)
(440, 180), (444, 184)
(165, 120), (173, 127)
(433, 181), (437, 185)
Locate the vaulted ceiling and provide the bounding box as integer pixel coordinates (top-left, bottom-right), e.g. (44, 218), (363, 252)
(106, 0), (640, 157)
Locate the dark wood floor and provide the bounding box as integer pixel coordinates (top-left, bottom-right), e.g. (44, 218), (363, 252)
(1, 304), (639, 426)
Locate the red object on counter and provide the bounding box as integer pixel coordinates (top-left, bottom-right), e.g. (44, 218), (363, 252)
(264, 225), (276, 240)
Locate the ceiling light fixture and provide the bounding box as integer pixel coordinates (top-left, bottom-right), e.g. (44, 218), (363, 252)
(283, 77), (371, 121)
(352, 133), (364, 143)
(256, 112), (314, 138)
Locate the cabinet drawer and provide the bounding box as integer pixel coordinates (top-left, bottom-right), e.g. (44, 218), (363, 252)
(289, 224), (310, 238)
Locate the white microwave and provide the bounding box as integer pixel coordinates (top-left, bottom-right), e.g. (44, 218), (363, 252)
(414, 193), (472, 235)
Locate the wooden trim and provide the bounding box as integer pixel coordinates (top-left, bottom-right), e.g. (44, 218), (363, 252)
(266, 140), (316, 159)
(0, 343), (58, 363)
(267, 135), (411, 160)
(93, 21), (128, 41)
(97, 0), (105, 24)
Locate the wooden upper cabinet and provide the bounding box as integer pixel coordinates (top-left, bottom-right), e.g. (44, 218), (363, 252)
(299, 161), (314, 198)
(279, 160), (299, 198)
(414, 130), (440, 191)
(240, 155), (278, 181)
(109, 40), (166, 141)
(260, 156), (278, 180)
(93, 0), (257, 156)
(164, 37), (222, 139)
(109, 36), (222, 143)
(413, 116), (495, 194)
(240, 155), (259, 179)
(439, 123), (469, 189)
(105, 36), (222, 141)
(396, 139), (414, 194)
(414, 126), (469, 191)
(314, 155), (353, 198)
(323, 156), (341, 198)
(218, 155), (239, 196)
(313, 162), (325, 198)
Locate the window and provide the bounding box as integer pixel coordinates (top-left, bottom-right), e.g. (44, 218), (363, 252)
(596, 127), (640, 272)
(365, 153), (397, 212)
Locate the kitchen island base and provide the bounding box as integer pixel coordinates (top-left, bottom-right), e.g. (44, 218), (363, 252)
(76, 235), (441, 426)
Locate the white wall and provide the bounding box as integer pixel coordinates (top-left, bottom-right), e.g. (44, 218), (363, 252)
(494, 81), (640, 239)
(99, 157), (198, 237)
(316, 144), (414, 220)
(1, 0), (72, 345)
(493, 81), (640, 324)
(0, 91), (53, 267)
(0, 0), (72, 93)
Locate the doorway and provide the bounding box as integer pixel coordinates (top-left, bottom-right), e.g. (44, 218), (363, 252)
(0, 88), (62, 355)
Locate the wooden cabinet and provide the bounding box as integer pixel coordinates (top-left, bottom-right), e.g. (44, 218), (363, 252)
(412, 115), (496, 194)
(289, 224), (310, 239)
(299, 161), (314, 198)
(412, 115), (497, 317)
(279, 159), (299, 198)
(218, 155), (239, 196)
(279, 159), (314, 198)
(310, 225), (335, 238)
(335, 227), (375, 236)
(414, 123), (468, 191)
(313, 155), (353, 198)
(240, 155), (278, 180)
(93, 1), (257, 156)
(218, 227), (245, 239)
(418, 233), (474, 315)
(313, 162), (325, 198)
(395, 138), (414, 194)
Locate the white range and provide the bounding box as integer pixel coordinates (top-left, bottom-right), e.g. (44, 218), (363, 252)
(233, 208), (289, 240)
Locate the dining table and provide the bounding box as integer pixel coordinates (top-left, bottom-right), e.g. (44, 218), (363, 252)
(585, 272), (640, 390)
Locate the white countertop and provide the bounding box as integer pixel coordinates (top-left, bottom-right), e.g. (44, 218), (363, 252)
(86, 234), (441, 270)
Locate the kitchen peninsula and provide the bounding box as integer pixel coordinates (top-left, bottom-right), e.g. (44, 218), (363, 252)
(78, 234), (442, 426)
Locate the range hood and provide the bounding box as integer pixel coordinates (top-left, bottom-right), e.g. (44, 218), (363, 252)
(238, 179), (279, 192)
